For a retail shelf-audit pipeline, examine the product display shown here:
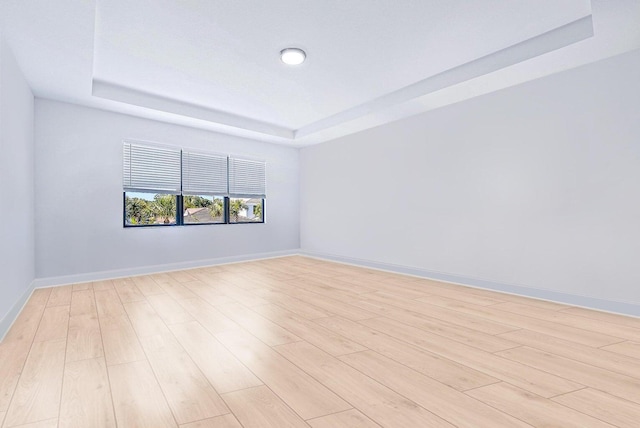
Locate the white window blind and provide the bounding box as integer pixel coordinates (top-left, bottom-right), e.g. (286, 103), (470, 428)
(123, 142), (182, 193)
(182, 150), (228, 195)
(228, 157), (266, 198)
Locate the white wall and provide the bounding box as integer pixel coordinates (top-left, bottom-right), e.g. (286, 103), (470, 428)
(35, 100), (299, 281)
(0, 35), (35, 334)
(300, 49), (640, 313)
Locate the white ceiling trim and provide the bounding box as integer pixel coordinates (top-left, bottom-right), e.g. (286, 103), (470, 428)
(91, 15), (593, 141)
(92, 79), (295, 139)
(296, 16), (593, 139)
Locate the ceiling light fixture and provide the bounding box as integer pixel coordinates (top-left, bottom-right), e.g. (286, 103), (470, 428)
(280, 48), (306, 65)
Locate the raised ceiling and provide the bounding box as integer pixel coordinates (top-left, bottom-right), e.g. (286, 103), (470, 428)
(1, 1), (639, 146)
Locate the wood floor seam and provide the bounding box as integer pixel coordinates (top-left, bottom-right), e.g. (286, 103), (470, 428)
(91, 287), (118, 428)
(273, 340), (458, 427)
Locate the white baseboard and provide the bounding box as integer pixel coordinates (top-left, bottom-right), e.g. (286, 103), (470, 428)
(6, 249), (638, 342)
(1, 250), (297, 342)
(0, 280), (36, 341)
(301, 251), (640, 318)
(32, 249), (298, 288)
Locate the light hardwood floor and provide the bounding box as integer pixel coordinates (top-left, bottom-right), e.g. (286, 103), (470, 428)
(1, 256), (640, 427)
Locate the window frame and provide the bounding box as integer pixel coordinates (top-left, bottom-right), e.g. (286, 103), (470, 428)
(123, 195), (265, 227)
(228, 197), (265, 225)
(123, 192), (180, 228)
(122, 142), (266, 228)
(182, 195), (229, 226)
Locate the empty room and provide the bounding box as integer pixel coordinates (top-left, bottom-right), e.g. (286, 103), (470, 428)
(1, 1), (640, 427)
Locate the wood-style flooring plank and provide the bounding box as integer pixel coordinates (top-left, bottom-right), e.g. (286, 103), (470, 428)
(252, 304), (366, 356)
(113, 278), (145, 303)
(4, 339), (66, 427)
(69, 290), (96, 317)
(496, 346), (640, 405)
(3, 292), (48, 344)
(414, 280), (570, 311)
(140, 332), (229, 425)
(491, 301), (640, 342)
(158, 280), (199, 301)
(135, 329), (184, 359)
(33, 305), (69, 343)
(493, 293), (571, 311)
(123, 300), (172, 338)
(215, 303), (301, 347)
(251, 288), (332, 320)
(560, 307), (640, 329)
(94, 289), (125, 318)
(148, 272), (173, 284)
(65, 313), (103, 363)
(147, 294), (194, 325)
(315, 316), (497, 391)
(414, 295), (622, 347)
(214, 285), (270, 308)
(295, 276), (377, 296)
(7, 418), (58, 427)
(357, 293), (517, 335)
(498, 329), (640, 379)
(467, 382), (613, 428)
(361, 316), (584, 397)
(215, 330), (350, 420)
(59, 357), (116, 428)
(181, 282), (236, 307)
(179, 414), (242, 428)
(330, 274), (388, 290)
(275, 341), (454, 428)
(169, 322), (262, 394)
(177, 298), (241, 335)
(405, 279), (506, 306)
(107, 360), (177, 428)
(91, 280), (114, 292)
(600, 341), (640, 359)
(131, 275), (165, 296)
(25, 289), (52, 307)
(221, 386), (308, 428)
(339, 350), (528, 427)
(553, 388), (640, 428)
(71, 283), (91, 292)
(355, 294), (519, 351)
(213, 273), (267, 291)
(280, 277), (362, 302)
(98, 314), (145, 367)
(168, 270), (199, 283)
(307, 409), (380, 428)
(0, 340), (32, 412)
(46, 285), (72, 307)
(283, 288), (376, 321)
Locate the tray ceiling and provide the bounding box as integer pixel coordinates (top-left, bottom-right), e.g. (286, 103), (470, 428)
(2, 1), (639, 145)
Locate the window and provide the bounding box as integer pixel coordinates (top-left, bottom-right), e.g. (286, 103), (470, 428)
(229, 157), (266, 224)
(122, 142), (266, 227)
(123, 143), (181, 227)
(183, 195), (226, 224)
(182, 150), (229, 225)
(124, 192), (178, 226)
(229, 198), (264, 223)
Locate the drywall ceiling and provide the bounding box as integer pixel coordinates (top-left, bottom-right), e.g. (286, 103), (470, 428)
(1, 1), (639, 146)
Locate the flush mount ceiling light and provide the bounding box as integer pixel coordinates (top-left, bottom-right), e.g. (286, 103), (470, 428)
(280, 48), (306, 65)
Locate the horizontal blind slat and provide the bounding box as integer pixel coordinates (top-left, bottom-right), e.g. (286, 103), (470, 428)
(229, 157), (266, 198)
(123, 142), (182, 192)
(182, 151), (228, 195)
